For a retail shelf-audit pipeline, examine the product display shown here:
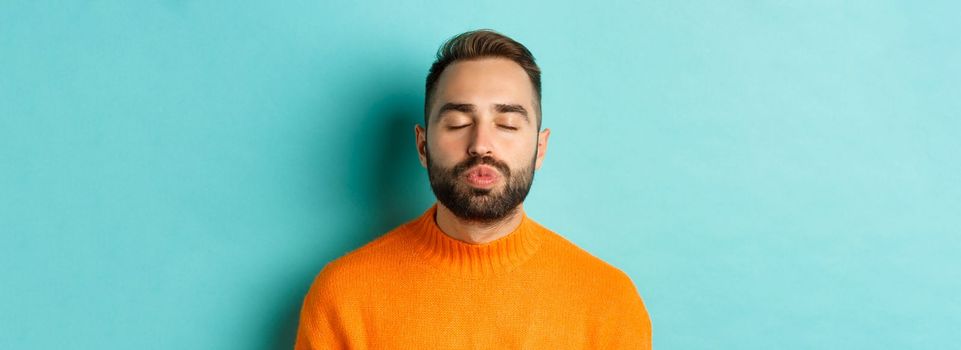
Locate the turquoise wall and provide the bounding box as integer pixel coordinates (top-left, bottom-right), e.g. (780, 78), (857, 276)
(2, 1), (958, 349)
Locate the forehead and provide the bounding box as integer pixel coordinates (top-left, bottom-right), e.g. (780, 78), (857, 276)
(433, 58), (534, 106)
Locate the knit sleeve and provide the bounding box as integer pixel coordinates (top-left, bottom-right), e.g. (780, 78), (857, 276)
(596, 273), (653, 349)
(293, 266), (362, 350)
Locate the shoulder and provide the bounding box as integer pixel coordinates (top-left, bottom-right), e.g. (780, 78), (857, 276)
(532, 223), (651, 331)
(533, 221), (643, 295)
(307, 224), (411, 296)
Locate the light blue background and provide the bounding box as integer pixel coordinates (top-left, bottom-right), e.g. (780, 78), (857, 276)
(2, 1), (959, 349)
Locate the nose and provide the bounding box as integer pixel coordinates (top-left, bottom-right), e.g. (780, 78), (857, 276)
(467, 122), (494, 157)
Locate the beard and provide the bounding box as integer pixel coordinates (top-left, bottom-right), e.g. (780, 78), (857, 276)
(426, 148), (536, 224)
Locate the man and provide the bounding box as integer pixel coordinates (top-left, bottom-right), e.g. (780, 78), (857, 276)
(295, 29), (651, 349)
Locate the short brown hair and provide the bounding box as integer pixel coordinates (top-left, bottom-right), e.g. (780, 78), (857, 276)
(424, 29), (542, 129)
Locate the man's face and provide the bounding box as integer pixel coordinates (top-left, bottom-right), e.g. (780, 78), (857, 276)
(415, 58), (550, 223)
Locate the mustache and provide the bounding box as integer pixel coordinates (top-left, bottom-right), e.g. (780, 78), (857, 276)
(451, 156), (512, 178)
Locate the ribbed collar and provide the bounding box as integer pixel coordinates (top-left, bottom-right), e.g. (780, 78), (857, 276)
(405, 204), (545, 279)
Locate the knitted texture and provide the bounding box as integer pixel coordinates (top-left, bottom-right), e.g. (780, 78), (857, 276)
(294, 204), (652, 349)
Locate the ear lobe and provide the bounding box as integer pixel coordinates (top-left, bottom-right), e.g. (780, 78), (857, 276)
(415, 124), (429, 168)
(534, 128), (550, 170)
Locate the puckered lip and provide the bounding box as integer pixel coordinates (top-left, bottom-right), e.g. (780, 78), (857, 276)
(464, 164), (499, 176)
(463, 165), (501, 187)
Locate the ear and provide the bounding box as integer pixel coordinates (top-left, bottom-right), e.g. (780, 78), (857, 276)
(415, 124), (428, 168)
(534, 128), (550, 170)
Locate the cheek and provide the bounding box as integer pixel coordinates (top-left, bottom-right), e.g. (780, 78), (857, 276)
(427, 137), (464, 165)
(508, 141), (539, 168)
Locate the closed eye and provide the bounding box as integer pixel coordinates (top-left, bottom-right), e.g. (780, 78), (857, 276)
(447, 124), (470, 130)
(498, 125), (518, 131)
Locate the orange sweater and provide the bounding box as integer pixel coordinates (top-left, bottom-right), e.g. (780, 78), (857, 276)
(295, 204), (652, 349)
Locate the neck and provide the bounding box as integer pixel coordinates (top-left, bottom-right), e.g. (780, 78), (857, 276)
(434, 202), (525, 244)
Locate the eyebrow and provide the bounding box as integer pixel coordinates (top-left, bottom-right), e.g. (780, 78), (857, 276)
(437, 103), (475, 117)
(495, 104), (529, 119)
(436, 103), (530, 123)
